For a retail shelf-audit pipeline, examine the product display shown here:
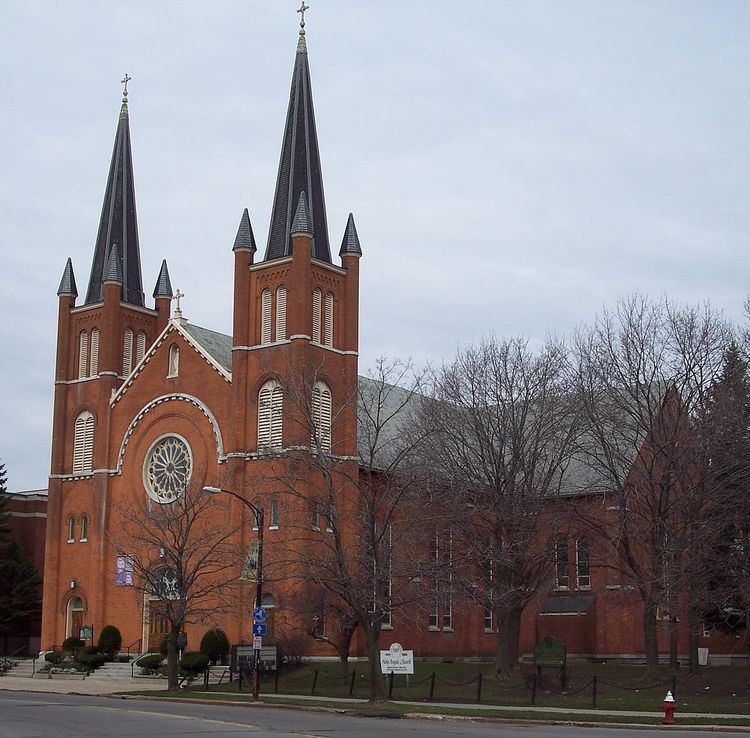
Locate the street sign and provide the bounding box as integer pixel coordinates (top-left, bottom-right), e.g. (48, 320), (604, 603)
(252, 623), (267, 636)
(253, 607), (268, 623)
(252, 636), (262, 650)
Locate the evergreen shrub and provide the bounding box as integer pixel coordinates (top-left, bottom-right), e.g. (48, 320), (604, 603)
(179, 651), (209, 675)
(97, 625), (122, 658)
(199, 628), (230, 664)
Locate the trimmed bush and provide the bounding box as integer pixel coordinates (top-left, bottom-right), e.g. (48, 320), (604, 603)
(97, 625), (122, 658)
(44, 651), (64, 665)
(199, 628), (229, 664)
(78, 653), (107, 669)
(179, 651), (209, 675)
(137, 654), (164, 670)
(62, 637), (83, 656)
(83, 645), (100, 656)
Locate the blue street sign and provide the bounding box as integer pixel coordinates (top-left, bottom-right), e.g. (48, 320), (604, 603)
(253, 607), (268, 624)
(252, 623), (267, 636)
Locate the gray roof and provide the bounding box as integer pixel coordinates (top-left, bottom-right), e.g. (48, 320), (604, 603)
(85, 97), (144, 306)
(339, 213), (362, 256)
(103, 244), (123, 283)
(184, 324), (233, 372)
(152, 259), (173, 298)
(57, 257), (78, 297)
(264, 29), (331, 263)
(290, 191), (312, 235)
(233, 208), (257, 252)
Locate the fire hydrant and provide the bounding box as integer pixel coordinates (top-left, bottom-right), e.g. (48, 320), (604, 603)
(662, 690), (676, 725)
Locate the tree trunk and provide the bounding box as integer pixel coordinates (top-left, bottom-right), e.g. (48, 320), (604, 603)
(668, 617), (678, 670)
(166, 627), (179, 691)
(495, 607), (523, 675)
(337, 625), (355, 681)
(643, 603), (659, 675)
(687, 605), (703, 675)
(364, 627), (384, 702)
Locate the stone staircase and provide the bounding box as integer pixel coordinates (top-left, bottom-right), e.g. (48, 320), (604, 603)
(8, 659), (37, 678)
(85, 659), (137, 682)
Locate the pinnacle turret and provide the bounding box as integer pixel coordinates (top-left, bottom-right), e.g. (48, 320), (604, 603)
(265, 17), (331, 262)
(153, 259), (173, 298)
(57, 258), (78, 297)
(84, 82), (144, 306)
(233, 208), (257, 252)
(103, 244), (123, 283)
(339, 213), (362, 256)
(290, 191), (312, 236)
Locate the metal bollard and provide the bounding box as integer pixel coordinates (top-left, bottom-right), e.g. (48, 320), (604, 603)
(428, 671), (436, 701)
(592, 676), (597, 709)
(476, 672), (483, 703)
(531, 673), (537, 705)
(311, 669), (318, 696)
(388, 671), (394, 699)
(349, 669), (356, 696)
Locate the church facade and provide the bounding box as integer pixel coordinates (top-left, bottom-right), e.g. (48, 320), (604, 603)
(41, 17), (747, 666)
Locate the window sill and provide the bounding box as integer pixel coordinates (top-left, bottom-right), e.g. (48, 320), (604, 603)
(80, 538), (88, 543)
(66, 540), (74, 544)
(484, 628), (495, 633)
(166, 373), (178, 379)
(311, 526), (320, 531)
(268, 525), (279, 531)
(428, 625), (439, 632)
(442, 627), (454, 633)
(381, 624), (393, 631)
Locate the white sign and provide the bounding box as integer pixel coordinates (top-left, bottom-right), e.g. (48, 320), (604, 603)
(379, 642), (414, 675)
(252, 636), (262, 650)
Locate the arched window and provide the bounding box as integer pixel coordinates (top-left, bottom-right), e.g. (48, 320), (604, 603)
(260, 593), (275, 609)
(80, 514), (88, 542)
(312, 288), (322, 343)
(260, 289), (272, 344)
(269, 500), (279, 528)
(324, 292), (334, 347)
(257, 380), (283, 450)
(123, 328), (134, 376)
(275, 285), (287, 341)
(89, 328), (100, 376)
(135, 331), (147, 365)
(78, 331), (89, 379)
(67, 517), (75, 543)
(73, 410), (94, 474)
(311, 381), (332, 452)
(168, 344), (179, 377)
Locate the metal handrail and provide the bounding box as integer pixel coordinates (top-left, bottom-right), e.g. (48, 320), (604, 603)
(125, 638), (142, 658)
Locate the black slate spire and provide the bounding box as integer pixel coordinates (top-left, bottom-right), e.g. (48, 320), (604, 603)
(290, 191), (312, 235)
(153, 259), (173, 298)
(264, 20), (331, 263)
(233, 208), (257, 252)
(103, 244), (123, 283)
(57, 258), (78, 297)
(339, 213), (362, 256)
(84, 81), (145, 306)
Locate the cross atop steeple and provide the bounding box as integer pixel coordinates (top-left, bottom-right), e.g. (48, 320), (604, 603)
(297, 1), (309, 33)
(121, 73), (131, 104)
(171, 288), (184, 318)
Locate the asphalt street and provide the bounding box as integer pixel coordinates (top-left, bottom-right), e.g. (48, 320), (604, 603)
(0, 691), (748, 737)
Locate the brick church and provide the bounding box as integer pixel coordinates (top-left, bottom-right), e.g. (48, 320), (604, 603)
(40, 14), (747, 665)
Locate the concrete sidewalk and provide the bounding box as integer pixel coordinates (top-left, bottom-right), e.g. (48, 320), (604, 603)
(0, 675), (167, 696)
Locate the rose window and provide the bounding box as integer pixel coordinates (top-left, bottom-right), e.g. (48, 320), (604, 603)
(144, 436), (192, 503)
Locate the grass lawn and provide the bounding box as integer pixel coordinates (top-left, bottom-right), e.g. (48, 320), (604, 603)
(164, 661), (750, 716)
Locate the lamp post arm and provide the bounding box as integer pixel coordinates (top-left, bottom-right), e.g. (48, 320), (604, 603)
(203, 486), (262, 529)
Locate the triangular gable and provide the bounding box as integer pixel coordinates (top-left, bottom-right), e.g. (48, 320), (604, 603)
(111, 320), (231, 406)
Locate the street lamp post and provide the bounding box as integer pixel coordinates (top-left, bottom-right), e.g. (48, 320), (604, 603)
(203, 486), (264, 701)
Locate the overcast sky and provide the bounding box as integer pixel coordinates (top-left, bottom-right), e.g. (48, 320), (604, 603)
(2, 1), (749, 490)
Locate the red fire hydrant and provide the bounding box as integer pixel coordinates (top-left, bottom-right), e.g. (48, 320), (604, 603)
(662, 690), (676, 725)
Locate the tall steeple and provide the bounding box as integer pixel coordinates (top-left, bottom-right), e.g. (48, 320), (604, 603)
(84, 74), (145, 306)
(265, 4), (331, 263)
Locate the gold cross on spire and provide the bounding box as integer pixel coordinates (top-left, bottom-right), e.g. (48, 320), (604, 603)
(297, 1), (309, 33)
(121, 73), (132, 103)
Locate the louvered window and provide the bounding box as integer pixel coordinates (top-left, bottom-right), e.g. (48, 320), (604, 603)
(73, 410), (94, 474)
(122, 329), (133, 376)
(257, 380), (283, 450)
(324, 292), (334, 347)
(89, 328), (100, 376)
(135, 331), (147, 364)
(311, 381), (332, 452)
(78, 331), (89, 379)
(312, 288), (322, 343)
(275, 285), (287, 341)
(261, 289), (272, 344)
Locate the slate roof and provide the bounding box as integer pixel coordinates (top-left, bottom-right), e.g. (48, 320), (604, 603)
(233, 208), (257, 252)
(85, 97), (145, 306)
(264, 27), (331, 263)
(103, 244), (123, 283)
(152, 259), (173, 298)
(57, 258), (78, 297)
(183, 324), (233, 372)
(290, 191), (312, 235)
(339, 213), (362, 256)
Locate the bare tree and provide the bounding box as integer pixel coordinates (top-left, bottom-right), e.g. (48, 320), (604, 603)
(271, 356), (438, 701)
(420, 335), (580, 674)
(573, 294), (730, 673)
(110, 482), (240, 690)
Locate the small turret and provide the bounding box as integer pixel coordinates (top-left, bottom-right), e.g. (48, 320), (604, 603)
(339, 213), (362, 257)
(103, 244), (123, 284)
(153, 259), (173, 332)
(290, 191), (313, 237)
(57, 258), (78, 298)
(233, 208), (257, 254)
